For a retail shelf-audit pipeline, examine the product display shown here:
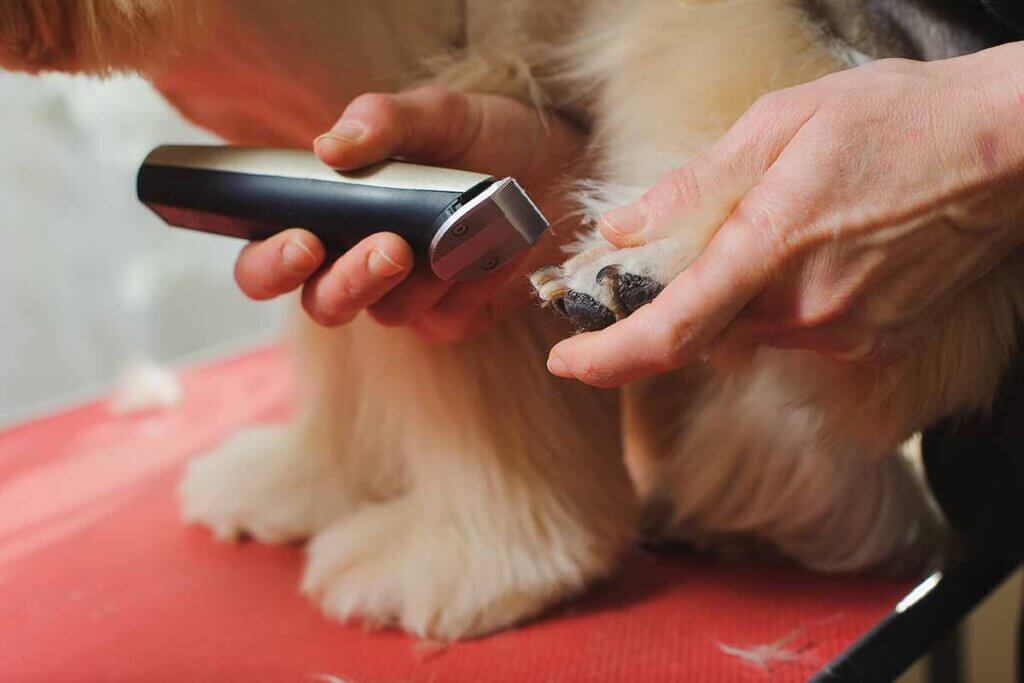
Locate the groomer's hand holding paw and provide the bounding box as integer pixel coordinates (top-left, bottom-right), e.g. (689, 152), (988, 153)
(548, 42), (1024, 386)
(234, 85), (585, 342)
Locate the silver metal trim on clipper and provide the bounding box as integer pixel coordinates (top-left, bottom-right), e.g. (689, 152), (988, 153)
(143, 146), (494, 193)
(429, 178), (548, 281)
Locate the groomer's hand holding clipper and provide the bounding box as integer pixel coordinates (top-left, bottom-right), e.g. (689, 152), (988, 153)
(234, 85), (586, 342)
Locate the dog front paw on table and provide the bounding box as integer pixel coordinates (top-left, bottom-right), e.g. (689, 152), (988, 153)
(0, 344), (915, 682)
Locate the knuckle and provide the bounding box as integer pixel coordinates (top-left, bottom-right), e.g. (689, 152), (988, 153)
(444, 91), (473, 131)
(812, 94), (865, 137)
(653, 165), (703, 210)
(411, 83), (456, 107)
(871, 57), (916, 75)
(339, 273), (368, 303)
(743, 87), (815, 131)
(800, 293), (853, 329)
(729, 199), (780, 247)
(814, 98), (851, 131)
(351, 91), (389, 110)
(648, 315), (699, 370)
(351, 91), (400, 123)
(308, 296), (351, 326)
(425, 88), (477, 162)
(748, 90), (791, 120)
(726, 192), (798, 274)
(309, 281), (366, 327)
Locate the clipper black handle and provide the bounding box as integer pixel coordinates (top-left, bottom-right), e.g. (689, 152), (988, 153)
(137, 145), (548, 281)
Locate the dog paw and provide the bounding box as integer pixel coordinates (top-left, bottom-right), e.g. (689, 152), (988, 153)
(301, 496), (599, 639)
(531, 228), (698, 332)
(180, 426), (356, 543)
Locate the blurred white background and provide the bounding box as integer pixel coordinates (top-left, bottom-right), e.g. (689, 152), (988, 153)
(0, 73), (284, 423)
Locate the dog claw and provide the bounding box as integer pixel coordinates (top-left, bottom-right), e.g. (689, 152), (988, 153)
(596, 264), (621, 285)
(550, 294), (569, 318)
(531, 267), (571, 317)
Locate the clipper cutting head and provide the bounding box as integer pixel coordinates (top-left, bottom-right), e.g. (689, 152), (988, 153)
(429, 178), (548, 281)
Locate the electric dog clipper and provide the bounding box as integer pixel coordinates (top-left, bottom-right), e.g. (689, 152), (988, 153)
(137, 145), (549, 281)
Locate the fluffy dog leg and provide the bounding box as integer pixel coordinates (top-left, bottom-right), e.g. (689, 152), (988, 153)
(300, 312), (636, 639)
(181, 314), (408, 543)
(624, 364), (944, 573)
(546, 0), (954, 572)
(180, 422), (360, 543)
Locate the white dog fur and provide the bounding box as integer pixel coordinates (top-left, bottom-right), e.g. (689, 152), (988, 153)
(4, 0), (1022, 640)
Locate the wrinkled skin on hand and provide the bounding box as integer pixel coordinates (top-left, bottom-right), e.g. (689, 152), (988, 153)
(548, 43), (1024, 387)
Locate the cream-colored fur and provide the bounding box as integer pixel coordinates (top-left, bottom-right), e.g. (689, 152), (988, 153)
(182, 312), (634, 637)
(534, 0), (1024, 574)
(5, 0), (1020, 639)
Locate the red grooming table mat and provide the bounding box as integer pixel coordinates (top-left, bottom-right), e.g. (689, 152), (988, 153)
(0, 347), (912, 682)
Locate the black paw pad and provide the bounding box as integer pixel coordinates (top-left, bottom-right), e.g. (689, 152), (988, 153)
(562, 291), (617, 332)
(616, 273), (664, 313)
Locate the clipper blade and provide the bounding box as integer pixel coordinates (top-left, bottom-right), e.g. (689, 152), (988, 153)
(429, 178), (549, 281)
(490, 178), (549, 244)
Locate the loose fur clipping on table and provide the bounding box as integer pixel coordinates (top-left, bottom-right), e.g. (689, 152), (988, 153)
(108, 360), (182, 416)
(716, 612), (846, 670)
(308, 675), (351, 683)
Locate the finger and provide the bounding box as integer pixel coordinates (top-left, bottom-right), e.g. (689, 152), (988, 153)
(313, 86), (583, 188)
(597, 155), (748, 249)
(547, 212), (776, 387)
(598, 91), (818, 249)
(300, 233), (413, 327)
(313, 86), (484, 170)
(234, 228), (325, 300)
(552, 92), (826, 386)
(367, 264), (454, 327)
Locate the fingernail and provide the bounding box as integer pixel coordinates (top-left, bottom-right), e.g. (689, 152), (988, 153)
(314, 125), (366, 159)
(282, 238), (317, 272)
(313, 135), (345, 159)
(334, 120), (367, 141)
(600, 203), (647, 244)
(547, 353), (569, 377)
(367, 249), (406, 278)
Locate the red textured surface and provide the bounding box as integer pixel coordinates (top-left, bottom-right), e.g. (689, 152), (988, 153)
(0, 347), (912, 682)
